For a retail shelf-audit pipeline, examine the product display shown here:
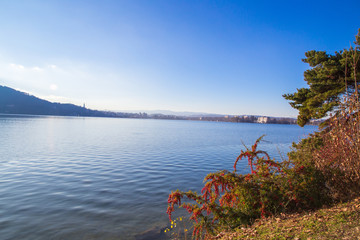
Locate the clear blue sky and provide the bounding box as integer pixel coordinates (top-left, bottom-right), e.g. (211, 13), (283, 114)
(0, 0), (359, 117)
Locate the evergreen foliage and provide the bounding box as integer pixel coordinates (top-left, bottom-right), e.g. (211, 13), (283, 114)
(283, 29), (360, 126)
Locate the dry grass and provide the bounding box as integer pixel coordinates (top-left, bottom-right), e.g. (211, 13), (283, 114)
(312, 95), (360, 200)
(214, 197), (360, 240)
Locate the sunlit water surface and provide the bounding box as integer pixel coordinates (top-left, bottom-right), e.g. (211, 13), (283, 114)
(0, 115), (317, 239)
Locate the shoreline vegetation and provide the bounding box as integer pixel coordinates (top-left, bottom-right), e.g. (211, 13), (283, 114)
(165, 29), (360, 239)
(0, 85), (320, 125)
(217, 197), (360, 239)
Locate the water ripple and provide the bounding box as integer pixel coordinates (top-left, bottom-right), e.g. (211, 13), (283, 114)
(0, 116), (316, 239)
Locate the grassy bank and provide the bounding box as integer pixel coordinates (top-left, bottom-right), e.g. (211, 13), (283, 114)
(215, 197), (360, 240)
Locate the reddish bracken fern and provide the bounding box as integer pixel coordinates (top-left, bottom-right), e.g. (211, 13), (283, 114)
(167, 136), (324, 239)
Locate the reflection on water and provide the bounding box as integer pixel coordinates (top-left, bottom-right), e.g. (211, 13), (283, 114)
(0, 115), (316, 239)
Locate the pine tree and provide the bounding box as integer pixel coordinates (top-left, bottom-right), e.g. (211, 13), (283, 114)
(283, 29), (360, 127)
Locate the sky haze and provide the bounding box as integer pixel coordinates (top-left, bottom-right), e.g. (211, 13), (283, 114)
(1, 0), (359, 117)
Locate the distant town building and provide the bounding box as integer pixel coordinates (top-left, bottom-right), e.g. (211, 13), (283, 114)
(257, 116), (268, 124)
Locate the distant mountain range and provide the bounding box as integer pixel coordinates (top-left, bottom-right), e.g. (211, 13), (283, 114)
(0, 85), (319, 125)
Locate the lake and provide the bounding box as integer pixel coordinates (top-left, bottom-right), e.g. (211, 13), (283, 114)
(0, 115), (317, 239)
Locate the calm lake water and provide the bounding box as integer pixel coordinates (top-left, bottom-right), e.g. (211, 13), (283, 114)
(0, 115), (317, 239)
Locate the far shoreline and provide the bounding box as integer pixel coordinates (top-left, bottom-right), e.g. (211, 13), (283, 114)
(0, 112), (321, 126)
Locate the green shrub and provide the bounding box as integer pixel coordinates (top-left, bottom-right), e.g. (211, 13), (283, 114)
(167, 136), (326, 239)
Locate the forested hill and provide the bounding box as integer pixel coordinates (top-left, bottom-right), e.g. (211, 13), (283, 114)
(0, 85), (130, 118)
